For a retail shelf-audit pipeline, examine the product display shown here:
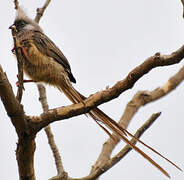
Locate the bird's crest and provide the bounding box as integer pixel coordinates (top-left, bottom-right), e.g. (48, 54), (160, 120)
(15, 7), (43, 32)
(15, 7), (30, 21)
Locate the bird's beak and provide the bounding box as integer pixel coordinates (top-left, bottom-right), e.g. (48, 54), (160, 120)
(9, 24), (16, 30)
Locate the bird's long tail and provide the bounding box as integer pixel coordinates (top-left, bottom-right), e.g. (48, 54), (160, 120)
(58, 83), (182, 178)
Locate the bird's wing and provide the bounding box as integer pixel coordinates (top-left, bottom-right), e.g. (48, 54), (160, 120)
(32, 31), (76, 83)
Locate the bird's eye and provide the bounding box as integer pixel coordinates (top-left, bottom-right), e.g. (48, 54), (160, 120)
(13, 20), (27, 32)
(16, 20), (27, 28)
(20, 21), (26, 26)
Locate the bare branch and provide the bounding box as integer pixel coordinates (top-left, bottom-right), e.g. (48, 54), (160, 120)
(0, 65), (26, 136)
(16, 138), (36, 180)
(28, 46), (184, 131)
(34, 0), (51, 23)
(15, 49), (25, 103)
(91, 65), (184, 174)
(45, 126), (64, 175)
(0, 64), (36, 179)
(120, 65), (184, 124)
(37, 84), (68, 179)
(37, 84), (49, 111)
(69, 113), (161, 180)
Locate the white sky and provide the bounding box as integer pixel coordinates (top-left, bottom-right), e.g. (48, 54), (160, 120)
(0, 0), (184, 180)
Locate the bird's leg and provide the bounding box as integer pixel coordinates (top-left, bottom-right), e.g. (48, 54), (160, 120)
(16, 79), (35, 87)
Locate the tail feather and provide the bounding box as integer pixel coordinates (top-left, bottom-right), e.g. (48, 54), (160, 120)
(89, 111), (116, 140)
(58, 85), (113, 137)
(58, 86), (77, 104)
(89, 108), (171, 177)
(58, 84), (181, 177)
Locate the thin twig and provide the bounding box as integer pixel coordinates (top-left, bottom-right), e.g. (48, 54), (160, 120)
(15, 50), (24, 103)
(37, 84), (49, 111)
(34, 0), (51, 23)
(37, 84), (67, 179)
(14, 0), (19, 9)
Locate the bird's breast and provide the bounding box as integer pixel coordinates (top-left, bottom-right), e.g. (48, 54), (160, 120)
(18, 41), (67, 86)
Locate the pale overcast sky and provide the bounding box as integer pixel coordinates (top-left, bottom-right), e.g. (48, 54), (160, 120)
(0, 1), (184, 180)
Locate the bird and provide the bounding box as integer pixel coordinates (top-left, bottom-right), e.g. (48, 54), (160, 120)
(9, 7), (181, 178)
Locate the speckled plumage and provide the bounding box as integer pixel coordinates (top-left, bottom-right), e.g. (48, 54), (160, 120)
(15, 30), (68, 86)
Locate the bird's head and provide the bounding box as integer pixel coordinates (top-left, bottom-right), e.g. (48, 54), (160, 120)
(9, 7), (42, 33)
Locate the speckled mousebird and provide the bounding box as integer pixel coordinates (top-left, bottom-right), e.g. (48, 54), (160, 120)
(9, 7), (181, 177)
